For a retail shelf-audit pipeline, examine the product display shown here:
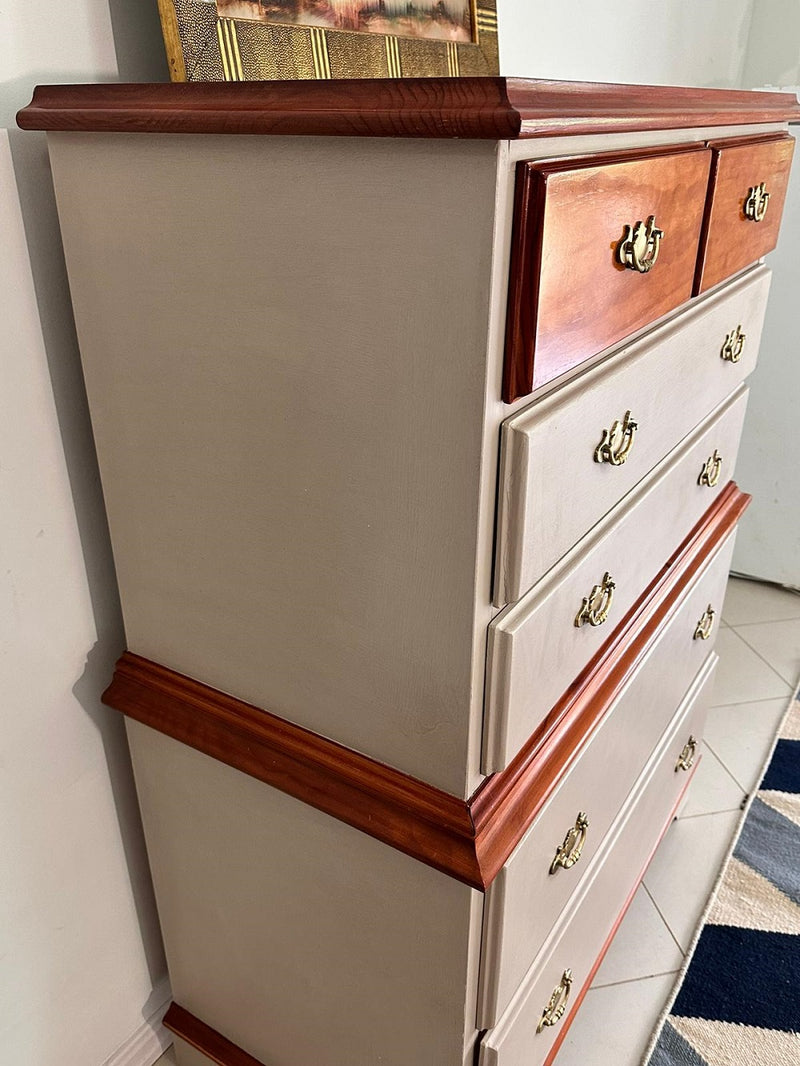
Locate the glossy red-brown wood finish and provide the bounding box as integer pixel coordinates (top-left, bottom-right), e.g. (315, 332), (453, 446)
(695, 134), (796, 294)
(504, 145), (711, 401)
(16, 79), (800, 138)
(106, 651), (485, 888)
(164, 1004), (266, 1066)
(106, 486), (748, 891)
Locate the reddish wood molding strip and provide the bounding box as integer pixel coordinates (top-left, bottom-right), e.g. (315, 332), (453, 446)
(17, 79), (800, 138)
(106, 653), (484, 888)
(164, 1004), (265, 1066)
(105, 485), (748, 891)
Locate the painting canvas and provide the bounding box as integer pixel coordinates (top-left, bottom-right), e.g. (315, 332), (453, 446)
(215, 0), (474, 42)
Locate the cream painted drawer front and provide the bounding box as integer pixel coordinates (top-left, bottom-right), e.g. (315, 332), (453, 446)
(484, 386), (747, 772)
(479, 530), (735, 1026)
(479, 652), (718, 1066)
(494, 265), (770, 606)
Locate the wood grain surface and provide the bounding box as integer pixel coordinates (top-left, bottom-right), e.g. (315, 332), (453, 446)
(696, 134), (796, 293)
(16, 79), (800, 138)
(165, 1004), (265, 1066)
(104, 485), (748, 891)
(504, 145), (712, 401)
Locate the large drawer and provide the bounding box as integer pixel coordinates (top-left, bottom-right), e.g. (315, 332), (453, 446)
(478, 652), (719, 1063)
(503, 144), (711, 402)
(485, 386), (748, 771)
(696, 134), (795, 294)
(478, 529), (734, 1027)
(495, 265), (770, 606)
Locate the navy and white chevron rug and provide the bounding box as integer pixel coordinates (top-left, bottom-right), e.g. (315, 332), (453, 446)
(643, 683), (800, 1065)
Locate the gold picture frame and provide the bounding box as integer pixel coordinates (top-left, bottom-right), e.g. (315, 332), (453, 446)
(157, 0), (499, 82)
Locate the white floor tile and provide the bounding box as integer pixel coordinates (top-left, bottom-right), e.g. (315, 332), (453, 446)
(723, 577), (800, 627)
(733, 617), (800, 689)
(677, 742), (746, 818)
(643, 809), (741, 952)
(709, 627), (791, 706)
(592, 885), (683, 987)
(704, 697), (789, 792)
(554, 973), (676, 1066)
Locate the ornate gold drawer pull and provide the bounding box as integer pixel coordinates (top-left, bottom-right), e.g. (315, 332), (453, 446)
(744, 182), (770, 222)
(575, 572), (615, 628)
(537, 969), (574, 1034)
(693, 604), (716, 641)
(618, 214), (664, 272)
(594, 410), (638, 466)
(721, 324), (746, 363)
(676, 735), (698, 773)
(550, 812), (590, 875)
(698, 450), (723, 488)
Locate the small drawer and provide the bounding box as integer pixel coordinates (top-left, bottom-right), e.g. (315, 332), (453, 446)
(696, 134), (795, 294)
(478, 530), (734, 1027)
(503, 144), (711, 402)
(485, 386), (747, 771)
(478, 652), (719, 1060)
(495, 265), (770, 606)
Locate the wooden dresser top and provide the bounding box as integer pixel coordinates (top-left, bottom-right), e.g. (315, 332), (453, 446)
(17, 77), (800, 139)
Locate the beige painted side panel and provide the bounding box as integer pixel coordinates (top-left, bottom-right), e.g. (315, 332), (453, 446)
(127, 719), (482, 1066)
(495, 266), (771, 605)
(484, 385), (749, 770)
(478, 527), (736, 1026)
(479, 652), (719, 1066)
(172, 1036), (212, 1066)
(48, 133), (498, 797)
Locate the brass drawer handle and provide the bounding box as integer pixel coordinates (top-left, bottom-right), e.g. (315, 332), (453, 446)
(618, 215), (664, 272)
(594, 410), (638, 466)
(721, 325), (746, 363)
(537, 969), (574, 1034)
(694, 604), (716, 641)
(676, 735), (698, 773)
(550, 812), (589, 875)
(744, 182), (770, 222)
(575, 572), (615, 628)
(698, 450), (723, 488)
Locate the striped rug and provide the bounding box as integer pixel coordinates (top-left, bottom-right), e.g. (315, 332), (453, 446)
(643, 683), (800, 1066)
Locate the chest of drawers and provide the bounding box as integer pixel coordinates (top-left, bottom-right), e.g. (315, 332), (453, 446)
(18, 78), (799, 1066)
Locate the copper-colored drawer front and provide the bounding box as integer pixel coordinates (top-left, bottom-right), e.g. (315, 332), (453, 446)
(696, 134), (795, 294)
(503, 146), (712, 402)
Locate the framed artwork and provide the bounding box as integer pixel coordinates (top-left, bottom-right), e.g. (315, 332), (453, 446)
(156, 0), (499, 81)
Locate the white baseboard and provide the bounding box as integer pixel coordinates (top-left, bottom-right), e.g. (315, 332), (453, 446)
(102, 982), (173, 1066)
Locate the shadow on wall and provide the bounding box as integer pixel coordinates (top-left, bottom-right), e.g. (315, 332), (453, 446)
(7, 123), (170, 1003)
(6, 1), (171, 1028)
(106, 0), (170, 82)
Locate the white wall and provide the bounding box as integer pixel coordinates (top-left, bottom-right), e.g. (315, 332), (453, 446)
(497, 0), (756, 86)
(741, 0), (800, 87)
(730, 135), (800, 586)
(734, 0), (800, 585)
(1, 2), (170, 1064)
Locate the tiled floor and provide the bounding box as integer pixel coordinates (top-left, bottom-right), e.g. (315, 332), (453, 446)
(555, 574), (800, 1066)
(150, 577), (800, 1066)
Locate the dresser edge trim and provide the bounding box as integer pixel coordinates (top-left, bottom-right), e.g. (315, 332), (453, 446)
(16, 79), (800, 138)
(103, 484), (749, 891)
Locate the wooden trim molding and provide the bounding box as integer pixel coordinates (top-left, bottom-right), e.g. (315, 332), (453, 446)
(164, 1004), (265, 1066)
(17, 79), (800, 139)
(105, 484), (748, 891)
